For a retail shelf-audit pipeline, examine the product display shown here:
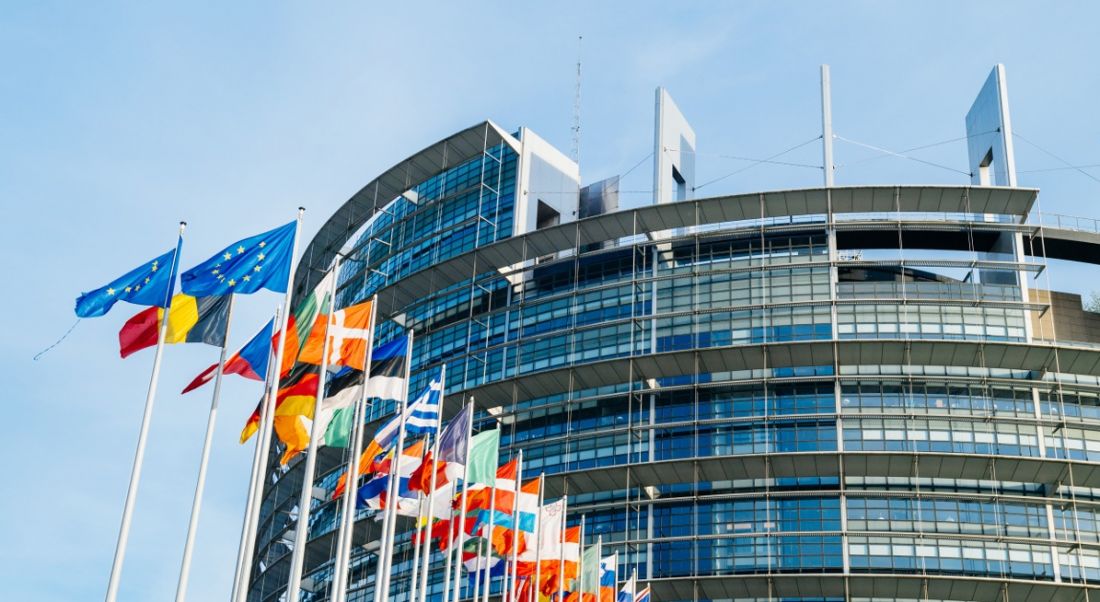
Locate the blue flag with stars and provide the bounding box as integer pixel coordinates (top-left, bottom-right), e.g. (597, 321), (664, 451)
(180, 221), (296, 296)
(75, 248), (178, 318)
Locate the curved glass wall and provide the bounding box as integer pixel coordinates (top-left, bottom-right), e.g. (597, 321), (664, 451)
(245, 174), (1100, 602)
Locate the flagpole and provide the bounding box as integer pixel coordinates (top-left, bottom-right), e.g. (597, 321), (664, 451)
(174, 294), (236, 602)
(104, 221), (185, 602)
(451, 398), (476, 602)
(331, 295), (377, 602)
(471, 534), (483, 602)
(376, 328), (415, 602)
(234, 208), (305, 602)
(482, 455), (497, 602)
(578, 515), (587, 602)
(441, 479), (456, 602)
(417, 363), (447, 602)
(505, 451), (523, 602)
(233, 326), (280, 601)
(533, 474), (544, 602)
(286, 254), (340, 601)
(230, 306), (280, 601)
(557, 497), (567, 602)
(407, 443), (427, 602)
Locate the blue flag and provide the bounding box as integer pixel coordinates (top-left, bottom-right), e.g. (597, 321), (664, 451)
(180, 221), (295, 296)
(75, 247), (178, 318)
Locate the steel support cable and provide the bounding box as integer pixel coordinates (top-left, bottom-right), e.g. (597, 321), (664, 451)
(693, 136), (823, 192)
(836, 129), (1000, 170)
(833, 135), (973, 177)
(664, 147), (823, 171)
(1013, 131), (1100, 186)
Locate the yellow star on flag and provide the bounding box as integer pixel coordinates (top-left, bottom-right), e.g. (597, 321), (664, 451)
(223, 252), (232, 261)
(243, 275), (251, 282)
(228, 279), (236, 287)
(125, 286), (132, 293)
(237, 245), (245, 254)
(254, 265), (262, 272)
(151, 264), (157, 272)
(107, 287), (116, 296)
(258, 241), (266, 248)
(257, 252), (266, 261)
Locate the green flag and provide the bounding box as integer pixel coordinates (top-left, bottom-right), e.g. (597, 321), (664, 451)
(466, 429), (501, 485)
(322, 406), (356, 447)
(580, 541), (600, 593)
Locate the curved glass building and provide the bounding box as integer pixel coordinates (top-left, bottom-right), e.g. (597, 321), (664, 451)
(245, 71), (1100, 602)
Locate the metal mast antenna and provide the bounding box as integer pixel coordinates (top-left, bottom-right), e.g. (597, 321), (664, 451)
(572, 35), (582, 167)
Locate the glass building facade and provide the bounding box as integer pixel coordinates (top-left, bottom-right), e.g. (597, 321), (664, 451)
(244, 122), (1100, 602)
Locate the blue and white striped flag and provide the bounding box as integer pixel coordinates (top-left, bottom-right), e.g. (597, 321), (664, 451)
(404, 371), (443, 435)
(364, 369), (443, 457)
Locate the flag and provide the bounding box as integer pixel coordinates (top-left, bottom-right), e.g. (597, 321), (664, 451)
(363, 336), (408, 401)
(277, 271), (334, 376)
(272, 373), (321, 464)
(180, 221), (296, 296)
(463, 458), (518, 514)
(75, 247), (177, 318)
(356, 439), (425, 511)
(580, 544), (600, 594)
(332, 371), (441, 497)
(438, 402), (472, 480)
(634, 587), (650, 602)
(599, 554), (617, 602)
(182, 318), (273, 394)
(466, 429), (501, 485)
(119, 293), (230, 358)
(519, 499), (564, 565)
(617, 573), (635, 602)
(298, 300), (374, 371)
(318, 368), (365, 448)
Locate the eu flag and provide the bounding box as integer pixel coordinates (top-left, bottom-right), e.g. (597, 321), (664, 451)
(75, 248), (178, 318)
(180, 221), (295, 296)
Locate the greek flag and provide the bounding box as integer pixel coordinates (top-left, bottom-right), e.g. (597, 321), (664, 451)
(404, 371), (443, 435)
(368, 369), (443, 452)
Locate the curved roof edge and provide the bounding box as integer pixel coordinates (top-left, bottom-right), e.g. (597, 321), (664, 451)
(293, 120), (518, 296)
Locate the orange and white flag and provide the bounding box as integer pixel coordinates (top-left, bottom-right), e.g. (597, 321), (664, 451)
(299, 299), (374, 370)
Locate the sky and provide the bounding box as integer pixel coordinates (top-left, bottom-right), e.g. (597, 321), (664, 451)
(3, 2), (1100, 600)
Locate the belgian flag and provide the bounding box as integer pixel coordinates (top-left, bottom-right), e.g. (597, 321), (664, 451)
(118, 293), (231, 358)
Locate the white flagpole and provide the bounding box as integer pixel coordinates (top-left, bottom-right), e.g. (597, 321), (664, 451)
(533, 474), (544, 602)
(174, 294), (236, 602)
(451, 399), (476, 602)
(234, 208), (305, 602)
(481, 455), (498, 602)
(441, 479), (457, 602)
(331, 295), (377, 602)
(230, 306), (280, 602)
(417, 363), (447, 602)
(557, 497), (567, 602)
(578, 515), (587, 602)
(407, 444), (428, 602)
(505, 451), (524, 602)
(285, 254), (341, 601)
(105, 221), (185, 602)
(376, 328), (415, 602)
(471, 534), (483, 602)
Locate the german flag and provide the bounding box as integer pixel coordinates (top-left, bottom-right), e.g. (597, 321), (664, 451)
(118, 293), (231, 358)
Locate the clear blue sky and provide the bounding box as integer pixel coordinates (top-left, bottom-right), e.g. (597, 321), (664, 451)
(3, 2), (1099, 600)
